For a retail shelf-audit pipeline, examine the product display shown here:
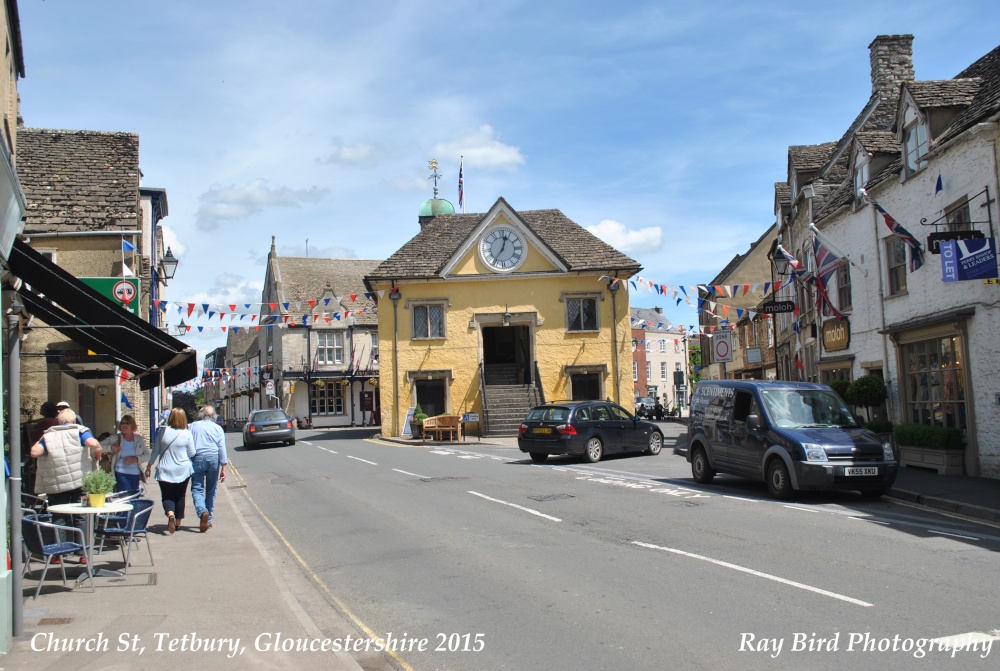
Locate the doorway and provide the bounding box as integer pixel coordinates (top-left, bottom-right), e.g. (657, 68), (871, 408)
(415, 379), (446, 417)
(571, 373), (601, 400)
(482, 325), (531, 384)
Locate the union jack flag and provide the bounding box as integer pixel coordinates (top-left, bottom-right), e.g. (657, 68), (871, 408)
(812, 234), (846, 320)
(776, 244), (813, 283)
(872, 200), (925, 271)
(458, 157), (464, 209)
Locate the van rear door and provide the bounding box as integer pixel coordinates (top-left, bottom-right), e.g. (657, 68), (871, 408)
(727, 390), (767, 478)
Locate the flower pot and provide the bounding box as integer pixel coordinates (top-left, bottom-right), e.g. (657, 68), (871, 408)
(898, 445), (964, 475)
(410, 421), (423, 439)
(88, 493), (107, 508)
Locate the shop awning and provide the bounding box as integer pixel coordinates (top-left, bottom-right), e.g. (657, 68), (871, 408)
(6, 238), (197, 390)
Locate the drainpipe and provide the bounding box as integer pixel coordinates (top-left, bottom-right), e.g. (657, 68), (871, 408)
(390, 286), (401, 436)
(7, 291), (25, 636)
(609, 280), (620, 404)
(871, 202), (895, 423)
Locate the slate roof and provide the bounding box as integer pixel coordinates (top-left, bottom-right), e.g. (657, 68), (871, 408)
(17, 128), (140, 233)
(907, 79), (982, 110)
(272, 257), (381, 326)
(226, 329), (259, 364)
(856, 130), (899, 155)
(774, 182), (792, 208)
(935, 43), (1000, 145)
(631, 307), (675, 332)
(366, 198), (641, 280)
(788, 143), (837, 175)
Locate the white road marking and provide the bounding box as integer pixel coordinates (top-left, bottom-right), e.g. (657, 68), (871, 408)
(723, 495), (759, 502)
(929, 530), (979, 541)
(783, 505), (818, 513)
(929, 630), (1000, 652)
(393, 468), (429, 478)
(301, 441), (312, 445)
(430, 450), (453, 455)
(467, 491), (562, 522)
(347, 455), (377, 465)
(631, 541), (873, 607)
(457, 455), (481, 459)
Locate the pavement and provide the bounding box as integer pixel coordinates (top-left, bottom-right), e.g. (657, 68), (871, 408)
(7, 426), (999, 669)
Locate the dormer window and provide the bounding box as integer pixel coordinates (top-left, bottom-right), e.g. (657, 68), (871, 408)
(902, 106), (929, 176)
(853, 150), (869, 197)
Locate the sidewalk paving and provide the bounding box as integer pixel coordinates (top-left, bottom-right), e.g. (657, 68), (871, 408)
(7, 475), (365, 670)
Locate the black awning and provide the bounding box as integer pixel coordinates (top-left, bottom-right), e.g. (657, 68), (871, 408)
(7, 238), (197, 390)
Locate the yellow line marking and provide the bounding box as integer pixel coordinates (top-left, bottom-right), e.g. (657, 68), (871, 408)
(228, 463), (417, 671)
(365, 437), (423, 448)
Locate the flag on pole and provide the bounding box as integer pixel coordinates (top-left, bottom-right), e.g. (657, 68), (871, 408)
(776, 244), (813, 283)
(122, 239), (137, 252)
(458, 156), (464, 211)
(870, 200), (925, 271)
(812, 234), (846, 320)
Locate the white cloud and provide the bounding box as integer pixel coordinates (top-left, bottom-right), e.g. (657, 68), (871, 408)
(431, 125), (525, 171)
(587, 219), (662, 253)
(196, 179), (329, 230)
(319, 137), (379, 168)
(159, 224), (186, 256)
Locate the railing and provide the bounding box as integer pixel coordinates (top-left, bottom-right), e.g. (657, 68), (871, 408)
(478, 361), (491, 435)
(533, 360), (545, 405)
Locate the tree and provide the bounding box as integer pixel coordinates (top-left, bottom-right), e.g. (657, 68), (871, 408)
(171, 390), (199, 423)
(845, 374), (887, 422)
(688, 344), (702, 385)
(828, 378), (850, 399)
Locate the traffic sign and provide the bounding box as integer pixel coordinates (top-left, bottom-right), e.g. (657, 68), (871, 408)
(713, 331), (733, 363)
(265, 380), (275, 396)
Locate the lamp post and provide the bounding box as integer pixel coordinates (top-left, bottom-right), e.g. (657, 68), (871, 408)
(6, 289), (26, 635)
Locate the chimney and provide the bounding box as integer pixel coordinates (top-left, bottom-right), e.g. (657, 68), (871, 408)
(869, 35), (914, 100)
(654, 307), (663, 314)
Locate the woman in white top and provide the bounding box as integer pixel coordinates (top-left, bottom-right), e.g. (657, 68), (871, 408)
(145, 408), (196, 534)
(101, 414), (151, 493)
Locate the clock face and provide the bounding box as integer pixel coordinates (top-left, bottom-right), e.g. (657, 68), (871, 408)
(480, 225), (526, 271)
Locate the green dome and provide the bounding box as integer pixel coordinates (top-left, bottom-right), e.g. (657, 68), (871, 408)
(419, 198), (456, 217)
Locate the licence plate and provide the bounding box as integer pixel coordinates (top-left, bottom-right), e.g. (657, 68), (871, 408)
(845, 466), (879, 476)
(533, 427), (553, 435)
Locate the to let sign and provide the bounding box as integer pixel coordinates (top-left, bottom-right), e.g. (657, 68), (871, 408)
(822, 318), (850, 352)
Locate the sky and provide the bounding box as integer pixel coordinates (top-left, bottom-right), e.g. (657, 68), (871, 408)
(13, 0), (1000, 370)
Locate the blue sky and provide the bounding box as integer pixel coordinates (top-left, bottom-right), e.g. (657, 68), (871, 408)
(14, 0), (1000, 364)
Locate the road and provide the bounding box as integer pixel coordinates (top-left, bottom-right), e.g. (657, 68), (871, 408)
(224, 423), (1000, 671)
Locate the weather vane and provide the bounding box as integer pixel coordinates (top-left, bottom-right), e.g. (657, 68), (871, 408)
(428, 159), (441, 199)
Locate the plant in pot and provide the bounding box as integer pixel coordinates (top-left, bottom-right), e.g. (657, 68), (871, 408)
(82, 468), (116, 508)
(844, 374), (887, 423)
(410, 404), (428, 439)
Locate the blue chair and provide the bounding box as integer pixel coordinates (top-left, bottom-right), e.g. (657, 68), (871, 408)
(21, 517), (90, 599)
(95, 498), (154, 574)
(98, 487), (145, 536)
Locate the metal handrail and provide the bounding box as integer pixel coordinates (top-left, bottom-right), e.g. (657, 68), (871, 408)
(533, 360), (545, 405)
(478, 361), (491, 435)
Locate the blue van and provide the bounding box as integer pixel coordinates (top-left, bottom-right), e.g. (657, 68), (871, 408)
(686, 380), (897, 500)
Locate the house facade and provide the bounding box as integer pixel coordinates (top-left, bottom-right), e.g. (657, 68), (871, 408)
(631, 306), (690, 411)
(364, 197), (641, 437)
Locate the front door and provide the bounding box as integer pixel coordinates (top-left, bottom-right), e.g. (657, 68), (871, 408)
(483, 325), (531, 383)
(415, 379), (446, 417)
(571, 373), (601, 400)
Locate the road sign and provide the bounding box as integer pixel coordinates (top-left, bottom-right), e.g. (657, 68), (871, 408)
(462, 413), (480, 422)
(713, 331), (733, 363)
(265, 380), (275, 396)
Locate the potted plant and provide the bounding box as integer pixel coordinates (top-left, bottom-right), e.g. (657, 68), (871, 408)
(410, 404), (428, 439)
(82, 469), (116, 508)
(844, 374), (887, 423)
(894, 423), (965, 475)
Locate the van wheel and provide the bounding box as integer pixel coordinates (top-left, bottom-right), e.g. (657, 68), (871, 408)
(529, 452), (548, 463)
(584, 437), (603, 463)
(646, 432), (663, 455)
(767, 459), (793, 500)
(691, 447), (715, 484)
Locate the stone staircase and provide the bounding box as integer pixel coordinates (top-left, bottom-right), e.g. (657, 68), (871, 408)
(483, 383), (540, 436)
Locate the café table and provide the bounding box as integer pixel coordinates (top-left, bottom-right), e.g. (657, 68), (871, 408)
(47, 500), (133, 587)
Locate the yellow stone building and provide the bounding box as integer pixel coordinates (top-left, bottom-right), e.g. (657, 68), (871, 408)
(365, 197), (641, 437)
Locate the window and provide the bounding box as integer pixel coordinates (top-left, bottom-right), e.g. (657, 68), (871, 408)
(886, 238), (908, 295)
(945, 199), (972, 232)
(311, 382), (345, 416)
(566, 296), (598, 331)
(837, 262), (852, 311)
(901, 335), (966, 430)
(646, 362), (651, 380)
(659, 339), (666, 353)
(632, 361), (638, 381)
(675, 362), (682, 371)
(853, 151), (869, 197)
(413, 303), (445, 339)
(370, 333), (379, 363)
(661, 362), (667, 380)
(316, 332), (344, 365)
(902, 106), (929, 175)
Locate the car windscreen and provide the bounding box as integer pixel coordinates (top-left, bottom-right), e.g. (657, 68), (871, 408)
(526, 407), (570, 422)
(252, 411), (288, 422)
(758, 389), (859, 429)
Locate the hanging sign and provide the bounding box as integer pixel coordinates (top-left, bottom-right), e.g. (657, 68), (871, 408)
(713, 331), (733, 363)
(760, 300), (796, 314)
(941, 238), (998, 282)
(822, 318), (851, 351)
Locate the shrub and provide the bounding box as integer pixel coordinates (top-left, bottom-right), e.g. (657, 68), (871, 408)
(845, 375), (888, 421)
(828, 379), (850, 399)
(894, 423), (964, 450)
(82, 468), (116, 494)
(414, 404), (428, 423)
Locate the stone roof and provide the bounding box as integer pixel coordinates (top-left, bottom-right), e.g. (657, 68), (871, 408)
(856, 130), (899, 155)
(630, 307), (675, 332)
(17, 128), (140, 233)
(788, 143), (837, 175)
(226, 328), (259, 363)
(935, 43), (1000, 145)
(366, 197), (641, 280)
(907, 79), (982, 110)
(774, 182), (791, 207)
(273, 257), (381, 326)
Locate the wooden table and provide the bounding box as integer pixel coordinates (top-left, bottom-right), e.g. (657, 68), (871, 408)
(47, 501), (133, 587)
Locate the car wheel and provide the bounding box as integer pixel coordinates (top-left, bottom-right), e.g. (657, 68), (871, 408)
(583, 437), (604, 463)
(645, 432), (663, 456)
(859, 487), (888, 499)
(767, 459), (794, 500)
(529, 452), (548, 463)
(288, 438), (296, 446)
(691, 447), (715, 483)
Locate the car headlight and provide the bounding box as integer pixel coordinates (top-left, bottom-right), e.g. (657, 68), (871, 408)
(882, 441), (894, 461)
(803, 443), (827, 462)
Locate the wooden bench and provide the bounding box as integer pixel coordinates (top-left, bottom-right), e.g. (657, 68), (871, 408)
(422, 415), (462, 442)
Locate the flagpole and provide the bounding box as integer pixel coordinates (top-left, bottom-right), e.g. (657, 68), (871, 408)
(808, 223), (868, 277)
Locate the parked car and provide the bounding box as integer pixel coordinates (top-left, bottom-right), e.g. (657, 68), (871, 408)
(634, 396), (658, 419)
(686, 380), (897, 500)
(215, 415), (226, 431)
(518, 400), (663, 463)
(242, 409), (296, 447)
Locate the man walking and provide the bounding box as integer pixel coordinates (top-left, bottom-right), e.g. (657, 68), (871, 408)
(189, 406), (228, 532)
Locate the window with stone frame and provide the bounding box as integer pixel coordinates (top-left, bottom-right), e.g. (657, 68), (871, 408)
(837, 262), (852, 311)
(632, 360), (638, 381)
(659, 339), (666, 353)
(853, 150), (869, 198)
(902, 106), (929, 176)
(565, 295), (599, 332)
(886, 238), (908, 295)
(945, 197), (972, 232)
(646, 361), (651, 380)
(316, 331), (344, 365)
(412, 303), (446, 339)
(901, 335), (966, 430)
(661, 361), (667, 380)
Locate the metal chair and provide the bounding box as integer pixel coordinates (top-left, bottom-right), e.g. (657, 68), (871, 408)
(95, 498), (154, 573)
(21, 516), (90, 598)
(98, 487), (145, 538)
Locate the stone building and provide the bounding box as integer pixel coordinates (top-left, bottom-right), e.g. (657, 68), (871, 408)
(631, 306), (689, 411)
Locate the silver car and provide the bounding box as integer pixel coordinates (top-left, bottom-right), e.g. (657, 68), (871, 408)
(242, 409), (296, 447)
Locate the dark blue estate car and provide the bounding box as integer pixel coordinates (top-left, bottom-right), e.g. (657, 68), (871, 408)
(518, 400), (663, 463)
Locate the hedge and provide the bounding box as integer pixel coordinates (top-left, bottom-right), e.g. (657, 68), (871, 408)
(893, 423), (964, 450)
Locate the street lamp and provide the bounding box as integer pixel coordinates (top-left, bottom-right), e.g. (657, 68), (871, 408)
(159, 247), (179, 282)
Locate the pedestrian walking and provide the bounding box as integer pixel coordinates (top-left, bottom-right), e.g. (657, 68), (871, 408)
(145, 408), (195, 534)
(654, 399), (664, 421)
(100, 414), (151, 493)
(189, 406), (228, 532)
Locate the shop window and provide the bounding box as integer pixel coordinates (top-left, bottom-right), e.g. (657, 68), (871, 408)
(901, 336), (966, 430)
